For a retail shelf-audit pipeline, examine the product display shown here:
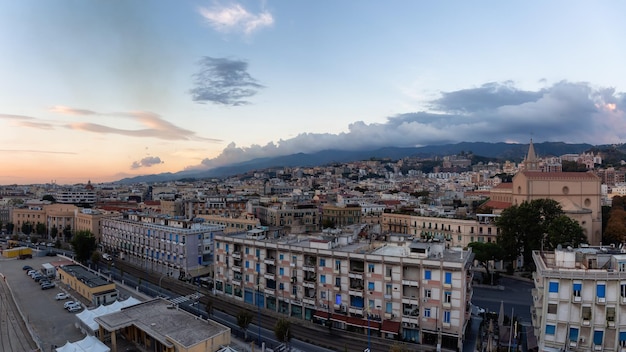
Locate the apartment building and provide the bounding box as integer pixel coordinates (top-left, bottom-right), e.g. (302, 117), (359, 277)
(252, 203), (319, 233)
(197, 213), (260, 234)
(381, 213), (499, 248)
(321, 204), (363, 227)
(213, 228), (474, 351)
(532, 247), (626, 352)
(100, 213), (224, 280)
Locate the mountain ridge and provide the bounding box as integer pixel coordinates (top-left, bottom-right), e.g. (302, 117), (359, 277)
(118, 141), (596, 184)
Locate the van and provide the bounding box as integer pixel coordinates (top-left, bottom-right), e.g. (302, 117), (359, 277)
(102, 253), (112, 261)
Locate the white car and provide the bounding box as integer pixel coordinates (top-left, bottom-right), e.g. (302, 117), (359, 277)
(55, 292), (69, 300)
(64, 301), (81, 309)
(67, 305), (82, 313)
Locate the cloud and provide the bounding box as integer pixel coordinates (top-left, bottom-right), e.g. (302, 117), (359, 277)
(0, 149), (76, 155)
(49, 108), (221, 142)
(189, 56), (264, 106)
(131, 156), (163, 169)
(49, 106), (96, 115)
(17, 121), (56, 130)
(0, 113), (35, 120)
(198, 3), (274, 35)
(188, 81), (626, 170)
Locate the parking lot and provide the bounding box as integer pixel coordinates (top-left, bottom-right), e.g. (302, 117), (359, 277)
(0, 255), (87, 351)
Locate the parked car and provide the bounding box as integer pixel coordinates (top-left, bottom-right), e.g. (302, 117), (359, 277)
(33, 275), (44, 282)
(67, 305), (82, 313)
(41, 282), (55, 290)
(39, 280), (51, 286)
(55, 292), (70, 300)
(64, 301), (81, 309)
(45, 251), (57, 257)
(22, 265), (33, 271)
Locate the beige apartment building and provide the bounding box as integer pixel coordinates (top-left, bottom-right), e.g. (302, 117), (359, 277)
(321, 204), (363, 228)
(213, 229), (474, 351)
(197, 213), (260, 234)
(382, 213), (499, 248)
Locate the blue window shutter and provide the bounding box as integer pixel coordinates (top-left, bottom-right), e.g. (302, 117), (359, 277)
(445, 272), (452, 284)
(597, 284), (606, 298)
(545, 325), (555, 335)
(594, 330), (603, 345)
(620, 331), (626, 341)
(573, 283), (582, 291)
(569, 328), (579, 341)
(425, 270), (431, 280)
(549, 282), (559, 292)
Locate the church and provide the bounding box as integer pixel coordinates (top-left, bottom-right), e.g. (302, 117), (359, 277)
(488, 139), (602, 244)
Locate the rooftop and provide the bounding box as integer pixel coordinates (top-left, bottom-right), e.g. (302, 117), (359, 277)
(95, 298), (230, 348)
(60, 264), (111, 288)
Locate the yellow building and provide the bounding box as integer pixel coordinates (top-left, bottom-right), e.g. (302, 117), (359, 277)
(95, 298), (231, 352)
(57, 264), (118, 305)
(197, 213), (260, 233)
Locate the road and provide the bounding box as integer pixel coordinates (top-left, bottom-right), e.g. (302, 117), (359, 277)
(472, 277), (533, 324)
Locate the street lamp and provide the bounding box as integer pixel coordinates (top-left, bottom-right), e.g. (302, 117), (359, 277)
(158, 271), (170, 297)
(257, 284), (262, 347)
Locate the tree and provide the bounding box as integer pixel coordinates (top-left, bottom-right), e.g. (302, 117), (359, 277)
(467, 242), (504, 285)
(70, 231), (97, 263)
(545, 215), (587, 249)
(63, 225), (73, 242)
(236, 310), (254, 340)
(50, 226), (58, 240)
(21, 222), (33, 236)
(35, 222), (46, 236)
(42, 194), (56, 203)
(496, 199), (585, 269)
(91, 251), (101, 264)
(6, 222), (14, 235)
(604, 208), (626, 245)
(205, 299), (215, 317)
(274, 318), (292, 343)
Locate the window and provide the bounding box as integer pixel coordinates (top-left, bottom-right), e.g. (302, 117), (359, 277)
(445, 272), (452, 285)
(321, 291), (327, 299)
(621, 283), (626, 298)
(545, 325), (556, 335)
(386, 284), (392, 295)
(256, 249), (260, 258)
(279, 254), (284, 260)
(573, 283), (582, 297)
(385, 302), (392, 314)
(547, 303), (557, 314)
(245, 261), (250, 268)
(620, 331), (626, 347)
(279, 267), (284, 276)
(245, 247), (249, 254)
(335, 260), (341, 271)
(335, 278), (341, 287)
(292, 255), (297, 264)
(320, 258), (326, 267)
(597, 283), (606, 298)
(279, 283), (284, 290)
(582, 306), (591, 321)
(386, 266), (392, 277)
(424, 308), (431, 318)
(607, 307), (616, 323)
(292, 285), (297, 295)
(320, 275), (326, 284)
(368, 264), (375, 273)
(594, 330), (604, 346)
(368, 282), (375, 291)
(335, 293), (342, 305)
(443, 310), (451, 323)
(425, 270), (432, 280)
(569, 327), (579, 342)
(424, 289), (431, 299)
(369, 299), (375, 309)
(444, 292), (451, 303)
(620, 262), (626, 272)
(256, 263), (260, 273)
(548, 281), (559, 293)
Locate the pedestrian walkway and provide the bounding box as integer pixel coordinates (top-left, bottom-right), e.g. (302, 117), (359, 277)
(170, 292), (204, 304)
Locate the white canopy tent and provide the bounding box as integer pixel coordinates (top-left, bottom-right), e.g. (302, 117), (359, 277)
(76, 297), (142, 334)
(56, 335), (110, 352)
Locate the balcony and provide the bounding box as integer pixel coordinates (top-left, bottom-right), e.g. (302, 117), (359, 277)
(402, 279), (419, 287)
(349, 272), (363, 280)
(232, 252), (241, 260)
(349, 289), (363, 297)
(572, 296), (582, 303)
(264, 273), (275, 280)
(303, 281), (315, 289)
(264, 288), (275, 295)
(597, 297), (606, 304)
(264, 258), (275, 265)
(303, 297), (315, 306)
(303, 264), (316, 272)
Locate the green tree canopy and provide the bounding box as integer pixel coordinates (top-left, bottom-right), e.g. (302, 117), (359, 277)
(468, 242), (504, 284)
(495, 199), (587, 268)
(70, 230), (97, 263)
(274, 318), (292, 343)
(21, 222), (33, 235)
(42, 194), (56, 203)
(50, 225), (58, 240)
(6, 222), (14, 234)
(236, 310), (254, 340)
(35, 222), (46, 235)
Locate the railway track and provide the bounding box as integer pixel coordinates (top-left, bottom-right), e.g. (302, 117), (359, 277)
(114, 260), (419, 352)
(0, 276), (39, 352)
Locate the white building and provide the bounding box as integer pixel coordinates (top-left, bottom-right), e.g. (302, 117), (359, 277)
(532, 247), (626, 351)
(101, 212), (224, 280)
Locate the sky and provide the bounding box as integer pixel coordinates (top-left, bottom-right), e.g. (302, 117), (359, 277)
(1, 1), (626, 185)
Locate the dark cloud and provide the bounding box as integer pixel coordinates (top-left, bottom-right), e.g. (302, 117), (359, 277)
(188, 81), (626, 170)
(189, 57), (264, 106)
(131, 156), (163, 169)
(430, 81), (544, 113)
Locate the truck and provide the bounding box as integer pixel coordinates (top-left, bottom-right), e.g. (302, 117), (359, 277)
(41, 263), (56, 278)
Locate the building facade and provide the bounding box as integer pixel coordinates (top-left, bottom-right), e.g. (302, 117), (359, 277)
(532, 247), (626, 351)
(213, 230), (474, 351)
(100, 213), (224, 279)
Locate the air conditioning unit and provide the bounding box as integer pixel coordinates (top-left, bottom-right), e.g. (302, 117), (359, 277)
(580, 337), (586, 344)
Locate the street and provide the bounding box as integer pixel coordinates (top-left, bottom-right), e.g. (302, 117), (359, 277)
(472, 277), (534, 324)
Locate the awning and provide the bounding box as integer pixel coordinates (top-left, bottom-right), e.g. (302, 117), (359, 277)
(381, 320), (401, 335)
